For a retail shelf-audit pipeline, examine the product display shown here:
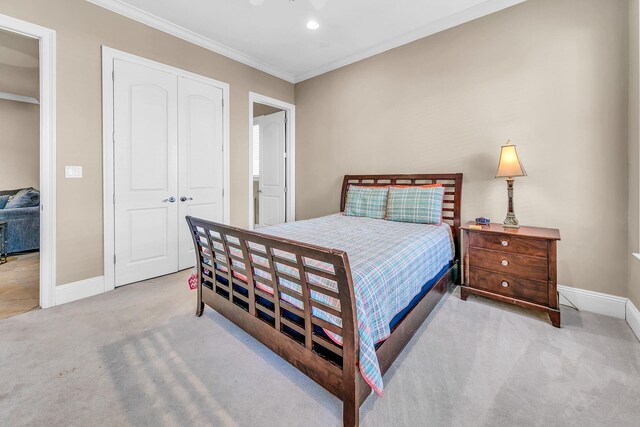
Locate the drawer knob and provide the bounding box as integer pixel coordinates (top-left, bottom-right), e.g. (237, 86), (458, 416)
(501, 259), (509, 266)
(501, 240), (509, 247)
(501, 281), (509, 288)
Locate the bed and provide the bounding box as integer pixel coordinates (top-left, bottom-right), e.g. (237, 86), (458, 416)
(186, 173), (463, 426)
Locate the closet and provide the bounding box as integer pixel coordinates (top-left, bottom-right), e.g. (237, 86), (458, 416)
(113, 59), (224, 287)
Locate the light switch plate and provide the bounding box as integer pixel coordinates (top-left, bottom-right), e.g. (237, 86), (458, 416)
(65, 166), (83, 178)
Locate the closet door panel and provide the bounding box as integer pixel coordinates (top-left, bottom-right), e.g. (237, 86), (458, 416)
(178, 76), (224, 270)
(114, 59), (179, 286)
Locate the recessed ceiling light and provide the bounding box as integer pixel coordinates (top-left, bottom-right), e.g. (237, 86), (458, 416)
(306, 20), (320, 30)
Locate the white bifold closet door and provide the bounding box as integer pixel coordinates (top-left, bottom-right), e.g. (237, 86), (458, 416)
(113, 60), (223, 287)
(258, 111), (286, 227)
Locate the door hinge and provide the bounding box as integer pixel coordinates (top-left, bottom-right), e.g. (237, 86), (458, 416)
(284, 152), (287, 159)
(222, 98), (224, 107)
(284, 116), (287, 124)
(112, 131), (115, 143)
(112, 70), (115, 81)
(113, 254), (116, 264)
(284, 187), (287, 194)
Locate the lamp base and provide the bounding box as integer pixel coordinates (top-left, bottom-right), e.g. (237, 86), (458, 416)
(502, 178), (520, 228)
(503, 212), (520, 229)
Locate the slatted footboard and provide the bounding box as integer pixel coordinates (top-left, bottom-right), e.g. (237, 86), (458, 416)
(185, 217), (361, 426)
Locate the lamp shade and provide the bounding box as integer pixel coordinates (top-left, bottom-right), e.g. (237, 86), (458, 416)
(495, 142), (526, 178)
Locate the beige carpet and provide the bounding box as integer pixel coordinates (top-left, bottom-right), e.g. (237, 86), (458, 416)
(0, 252), (39, 319)
(0, 270), (639, 426)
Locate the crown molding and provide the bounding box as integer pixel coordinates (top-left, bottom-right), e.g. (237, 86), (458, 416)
(293, 0), (527, 83)
(86, 0), (295, 83)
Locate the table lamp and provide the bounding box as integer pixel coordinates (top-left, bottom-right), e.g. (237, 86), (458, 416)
(495, 141), (526, 228)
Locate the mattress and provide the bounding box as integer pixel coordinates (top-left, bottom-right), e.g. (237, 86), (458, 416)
(255, 213), (455, 395)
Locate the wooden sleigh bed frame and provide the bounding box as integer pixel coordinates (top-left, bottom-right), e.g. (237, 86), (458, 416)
(186, 173), (463, 426)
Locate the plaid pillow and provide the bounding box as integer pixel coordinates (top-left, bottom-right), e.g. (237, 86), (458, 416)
(344, 186), (388, 219)
(385, 186), (445, 224)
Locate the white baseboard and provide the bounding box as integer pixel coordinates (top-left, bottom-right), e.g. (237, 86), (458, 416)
(626, 300), (640, 342)
(55, 276), (105, 306)
(557, 285), (627, 320)
(550, 286), (640, 340)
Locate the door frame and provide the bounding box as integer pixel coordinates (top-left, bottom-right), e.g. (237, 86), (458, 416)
(102, 47), (230, 292)
(0, 14), (57, 308)
(248, 92), (295, 230)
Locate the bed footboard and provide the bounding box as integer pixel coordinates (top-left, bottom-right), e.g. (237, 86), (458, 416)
(185, 216), (361, 426)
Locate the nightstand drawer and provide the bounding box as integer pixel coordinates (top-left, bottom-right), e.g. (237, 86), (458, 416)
(469, 249), (548, 281)
(468, 232), (547, 257)
(468, 268), (548, 305)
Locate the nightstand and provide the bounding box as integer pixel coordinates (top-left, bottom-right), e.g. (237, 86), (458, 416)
(460, 222), (561, 327)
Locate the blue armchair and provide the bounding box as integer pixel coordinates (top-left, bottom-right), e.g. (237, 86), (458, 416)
(0, 188), (40, 254)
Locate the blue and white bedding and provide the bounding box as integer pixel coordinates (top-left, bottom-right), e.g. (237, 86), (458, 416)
(257, 213), (454, 395)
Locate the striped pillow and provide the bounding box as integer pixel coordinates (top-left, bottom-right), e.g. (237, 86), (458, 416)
(385, 186), (445, 224)
(344, 186), (388, 219)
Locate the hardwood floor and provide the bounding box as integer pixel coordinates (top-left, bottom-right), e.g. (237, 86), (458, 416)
(0, 252), (39, 319)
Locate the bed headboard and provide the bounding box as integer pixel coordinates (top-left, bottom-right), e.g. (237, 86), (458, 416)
(340, 173), (463, 255)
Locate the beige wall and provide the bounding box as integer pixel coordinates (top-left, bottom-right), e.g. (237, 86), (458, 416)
(0, 0), (293, 285)
(629, 0), (640, 308)
(1, 0), (634, 299)
(253, 102), (283, 117)
(0, 28), (39, 98)
(295, 0), (630, 296)
(0, 101), (39, 190)
(0, 63), (38, 98)
(0, 30), (39, 191)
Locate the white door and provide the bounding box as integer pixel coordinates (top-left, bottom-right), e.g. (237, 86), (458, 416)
(258, 111), (286, 226)
(114, 60), (179, 286)
(177, 76), (224, 270)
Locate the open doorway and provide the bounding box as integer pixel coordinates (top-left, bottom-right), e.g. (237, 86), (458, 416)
(253, 103), (286, 228)
(248, 93), (295, 230)
(0, 14), (55, 311)
(0, 28), (41, 318)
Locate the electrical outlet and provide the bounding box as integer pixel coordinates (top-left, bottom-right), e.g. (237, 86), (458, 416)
(65, 166), (83, 179)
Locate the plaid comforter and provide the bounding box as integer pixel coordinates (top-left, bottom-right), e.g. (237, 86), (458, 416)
(255, 214), (454, 395)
